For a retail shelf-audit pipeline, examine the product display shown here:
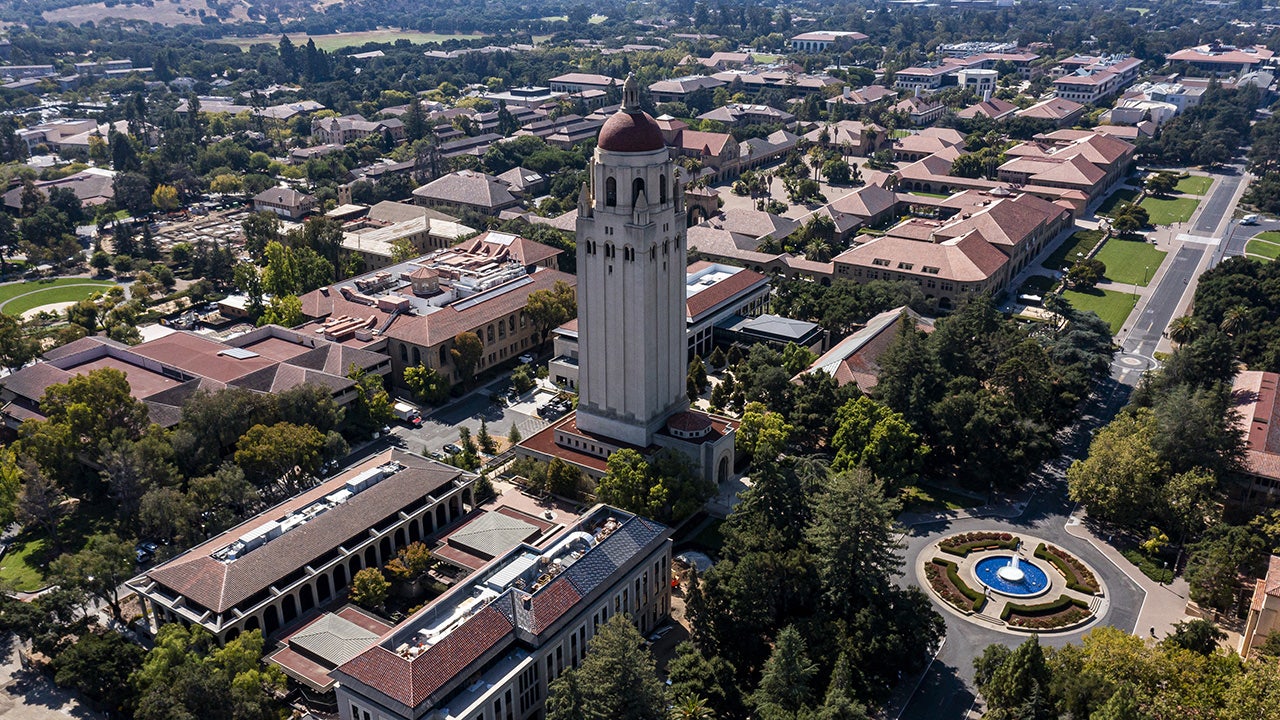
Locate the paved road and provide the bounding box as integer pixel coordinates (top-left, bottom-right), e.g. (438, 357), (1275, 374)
(1193, 170), (1244, 234)
(1122, 245), (1205, 358)
(896, 165), (1255, 719)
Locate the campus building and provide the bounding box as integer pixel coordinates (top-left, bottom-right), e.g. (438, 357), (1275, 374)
(127, 449), (479, 643)
(299, 233), (573, 390)
(332, 505), (672, 720)
(0, 326), (390, 430)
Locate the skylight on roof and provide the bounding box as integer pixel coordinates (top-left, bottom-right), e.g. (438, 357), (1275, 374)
(219, 347), (260, 360)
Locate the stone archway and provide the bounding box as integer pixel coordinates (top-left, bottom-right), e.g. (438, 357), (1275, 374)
(717, 456), (729, 485)
(264, 606), (280, 636)
(282, 595), (298, 624)
(317, 574), (333, 602)
(687, 205), (707, 227)
(300, 584), (316, 613)
(334, 564), (348, 591)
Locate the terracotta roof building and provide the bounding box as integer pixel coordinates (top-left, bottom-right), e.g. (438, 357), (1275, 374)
(790, 30), (869, 53)
(128, 449), (477, 643)
(0, 326), (390, 430)
(1167, 44), (1275, 77)
(332, 506), (672, 720)
(298, 239), (573, 390)
(802, 306), (934, 391)
(803, 120), (888, 157)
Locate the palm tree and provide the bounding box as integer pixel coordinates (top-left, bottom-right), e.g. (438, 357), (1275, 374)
(1220, 305), (1248, 337)
(1167, 315), (1201, 345)
(669, 695), (716, 720)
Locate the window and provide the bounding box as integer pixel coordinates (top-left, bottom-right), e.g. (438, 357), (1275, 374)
(897, 262), (913, 270)
(400, 344), (408, 362)
(487, 325), (495, 343)
(605, 176), (616, 207)
(659, 175), (668, 203)
(632, 178), (646, 206)
(872, 258), (890, 267)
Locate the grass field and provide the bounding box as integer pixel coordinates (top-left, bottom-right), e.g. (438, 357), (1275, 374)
(1140, 195), (1199, 225)
(1175, 175), (1213, 196)
(224, 30), (486, 52)
(1042, 229), (1105, 271)
(1097, 187), (1140, 216)
(909, 190), (951, 198)
(0, 535), (49, 592)
(2, 283), (117, 316)
(1063, 288), (1138, 334)
(588, 14), (608, 23)
(0, 278), (114, 309)
(1257, 231), (1280, 243)
(1095, 236), (1167, 286)
(44, 0), (248, 26)
(891, 129), (912, 139)
(1247, 238), (1280, 260)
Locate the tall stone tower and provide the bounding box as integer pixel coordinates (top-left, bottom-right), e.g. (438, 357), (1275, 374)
(574, 75), (688, 447)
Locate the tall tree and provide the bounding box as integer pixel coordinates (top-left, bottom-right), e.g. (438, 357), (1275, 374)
(547, 615), (666, 720)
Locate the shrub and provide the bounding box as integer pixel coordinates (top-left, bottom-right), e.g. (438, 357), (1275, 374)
(927, 557), (987, 612)
(1035, 543), (1101, 594)
(939, 531), (1021, 557)
(1001, 594), (1092, 629)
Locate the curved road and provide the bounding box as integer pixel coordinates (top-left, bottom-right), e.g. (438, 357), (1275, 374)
(894, 164), (1250, 719)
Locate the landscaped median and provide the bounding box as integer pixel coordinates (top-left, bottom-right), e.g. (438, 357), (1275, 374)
(1000, 594), (1092, 630)
(1035, 543), (1101, 595)
(939, 531), (1020, 557)
(926, 557), (987, 613)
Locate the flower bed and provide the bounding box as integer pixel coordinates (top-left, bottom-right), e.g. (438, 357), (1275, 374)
(1035, 543), (1101, 594)
(939, 531), (1020, 557)
(926, 557), (986, 613)
(1000, 594), (1091, 630)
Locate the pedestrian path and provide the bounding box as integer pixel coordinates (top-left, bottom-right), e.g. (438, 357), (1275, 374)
(1064, 514), (1192, 639)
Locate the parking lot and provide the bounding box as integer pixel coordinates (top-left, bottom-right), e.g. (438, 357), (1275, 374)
(386, 374), (572, 457)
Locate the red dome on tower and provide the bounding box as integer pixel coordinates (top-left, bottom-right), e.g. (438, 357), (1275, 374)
(597, 110), (666, 153)
(596, 72), (666, 153)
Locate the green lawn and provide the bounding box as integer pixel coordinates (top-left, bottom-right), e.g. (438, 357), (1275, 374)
(1140, 195), (1199, 225)
(1097, 187), (1140, 216)
(0, 279), (116, 316)
(891, 129), (912, 139)
(909, 190), (950, 198)
(0, 535), (50, 592)
(1042, 229), (1105, 271)
(588, 13), (608, 23)
(1062, 288), (1139, 334)
(1256, 231), (1280, 243)
(1175, 175), (1213, 196)
(1094, 236), (1167, 286)
(1247, 238), (1280, 260)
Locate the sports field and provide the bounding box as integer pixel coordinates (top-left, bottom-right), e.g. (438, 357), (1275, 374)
(0, 279), (116, 317)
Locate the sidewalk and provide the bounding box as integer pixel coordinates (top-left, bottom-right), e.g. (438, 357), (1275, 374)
(1064, 517), (1191, 639)
(898, 490), (1035, 527)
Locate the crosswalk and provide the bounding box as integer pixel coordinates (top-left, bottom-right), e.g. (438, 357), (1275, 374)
(1175, 233), (1219, 245)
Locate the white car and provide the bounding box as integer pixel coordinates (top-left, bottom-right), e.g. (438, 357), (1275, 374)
(518, 354), (535, 364)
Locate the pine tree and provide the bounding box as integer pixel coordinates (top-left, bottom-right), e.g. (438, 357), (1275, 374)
(750, 625), (817, 716)
(708, 346), (726, 369)
(507, 423), (523, 446)
(477, 420), (497, 455)
(547, 615), (666, 720)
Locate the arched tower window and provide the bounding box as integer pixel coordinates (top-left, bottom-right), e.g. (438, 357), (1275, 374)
(605, 177), (617, 207)
(632, 178), (646, 207)
(659, 175), (668, 204)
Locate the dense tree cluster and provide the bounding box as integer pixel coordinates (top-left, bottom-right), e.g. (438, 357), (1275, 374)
(1192, 256), (1280, 371)
(975, 628), (1280, 720)
(1137, 85), (1258, 167)
(875, 296), (1114, 489)
(681, 461), (943, 718)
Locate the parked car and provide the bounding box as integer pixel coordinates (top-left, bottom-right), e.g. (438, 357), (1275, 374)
(518, 354), (535, 364)
(648, 625), (673, 642)
(443, 443), (463, 455)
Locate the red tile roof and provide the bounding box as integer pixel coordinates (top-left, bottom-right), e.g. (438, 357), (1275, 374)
(341, 606), (515, 708)
(686, 267), (768, 321)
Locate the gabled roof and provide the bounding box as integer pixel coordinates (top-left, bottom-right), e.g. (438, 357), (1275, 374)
(680, 130), (735, 156)
(804, 306), (934, 390)
(412, 171), (517, 210)
(957, 98), (1018, 119)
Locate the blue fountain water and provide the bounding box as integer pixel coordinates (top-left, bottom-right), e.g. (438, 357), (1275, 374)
(975, 555), (1049, 596)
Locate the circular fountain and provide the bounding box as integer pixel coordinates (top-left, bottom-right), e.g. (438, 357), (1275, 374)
(974, 555), (1050, 598)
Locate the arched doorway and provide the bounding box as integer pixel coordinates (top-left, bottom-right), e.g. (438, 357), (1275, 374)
(264, 606), (280, 636)
(717, 456), (729, 485)
(334, 564), (348, 591)
(365, 546), (377, 569)
(436, 505), (447, 529)
(245, 616), (261, 632)
(282, 595), (298, 624)
(317, 574), (332, 602)
(300, 584), (315, 613)
(409, 520), (422, 543)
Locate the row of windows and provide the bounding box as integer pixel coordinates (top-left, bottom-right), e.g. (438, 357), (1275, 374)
(604, 175), (670, 207)
(584, 236), (682, 259)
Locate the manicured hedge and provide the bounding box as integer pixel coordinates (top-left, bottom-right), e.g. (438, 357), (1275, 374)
(927, 557), (987, 613)
(1035, 543), (1101, 594)
(1000, 594), (1088, 621)
(939, 532), (1020, 557)
(1001, 594), (1091, 629)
